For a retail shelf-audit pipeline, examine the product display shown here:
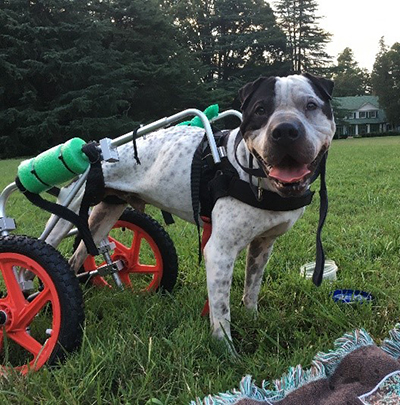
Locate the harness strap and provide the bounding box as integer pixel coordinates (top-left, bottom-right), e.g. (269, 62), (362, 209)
(234, 131), (266, 178)
(191, 134), (206, 263)
(161, 210), (175, 225)
(313, 152), (328, 287)
(79, 143), (104, 229)
(209, 171), (314, 211)
(46, 186), (61, 197)
(15, 176), (99, 256)
(132, 126), (141, 165)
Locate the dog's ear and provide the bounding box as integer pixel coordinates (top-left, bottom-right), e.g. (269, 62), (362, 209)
(303, 73), (334, 101)
(239, 76), (273, 111)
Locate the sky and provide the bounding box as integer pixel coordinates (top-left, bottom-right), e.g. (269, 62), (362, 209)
(271, 0), (400, 72)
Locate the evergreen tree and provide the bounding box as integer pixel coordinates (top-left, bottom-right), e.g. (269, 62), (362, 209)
(0, 0), (206, 157)
(0, 0), (130, 156)
(274, 0), (331, 73)
(331, 48), (371, 96)
(371, 38), (400, 127)
(164, 0), (289, 104)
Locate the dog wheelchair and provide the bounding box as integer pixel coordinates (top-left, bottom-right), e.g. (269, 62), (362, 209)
(0, 107), (242, 374)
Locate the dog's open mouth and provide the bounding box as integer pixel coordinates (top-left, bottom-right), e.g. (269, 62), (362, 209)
(255, 149), (326, 196)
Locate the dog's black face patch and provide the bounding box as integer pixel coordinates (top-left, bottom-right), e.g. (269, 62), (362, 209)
(302, 73), (334, 120)
(239, 77), (277, 137)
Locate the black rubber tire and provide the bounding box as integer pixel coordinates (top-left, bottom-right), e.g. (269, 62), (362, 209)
(0, 234), (84, 370)
(75, 209), (178, 292)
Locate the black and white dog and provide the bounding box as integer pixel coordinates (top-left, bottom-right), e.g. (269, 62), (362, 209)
(47, 73), (335, 344)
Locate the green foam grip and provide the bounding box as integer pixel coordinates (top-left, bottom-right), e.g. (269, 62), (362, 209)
(18, 137), (90, 194)
(61, 138), (89, 173)
(204, 104), (219, 120)
(18, 159), (47, 194)
(177, 104), (219, 128)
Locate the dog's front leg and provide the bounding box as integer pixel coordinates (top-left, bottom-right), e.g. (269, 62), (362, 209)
(69, 201), (127, 273)
(203, 238), (238, 342)
(242, 236), (275, 311)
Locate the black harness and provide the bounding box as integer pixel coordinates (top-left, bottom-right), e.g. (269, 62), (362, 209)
(191, 130), (328, 287)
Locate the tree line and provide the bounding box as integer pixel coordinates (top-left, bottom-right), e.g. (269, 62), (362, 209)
(0, 0), (398, 158)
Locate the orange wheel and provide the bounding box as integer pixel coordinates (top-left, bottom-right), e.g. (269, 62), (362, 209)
(0, 235), (84, 374)
(81, 210), (178, 292)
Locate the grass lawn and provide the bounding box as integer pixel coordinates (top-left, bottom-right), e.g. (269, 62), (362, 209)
(0, 136), (400, 403)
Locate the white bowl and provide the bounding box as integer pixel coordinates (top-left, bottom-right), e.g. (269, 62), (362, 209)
(300, 259), (338, 281)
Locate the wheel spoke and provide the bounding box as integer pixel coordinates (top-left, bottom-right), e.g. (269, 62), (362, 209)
(110, 237), (131, 257)
(118, 272), (132, 287)
(0, 262), (26, 311)
(9, 330), (44, 357)
(132, 264), (160, 274)
(125, 231), (142, 265)
(16, 288), (51, 328)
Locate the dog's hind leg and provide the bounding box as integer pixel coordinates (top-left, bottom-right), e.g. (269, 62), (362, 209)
(242, 237), (275, 312)
(69, 201), (127, 273)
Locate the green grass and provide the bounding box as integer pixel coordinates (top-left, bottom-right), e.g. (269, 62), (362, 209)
(1, 137), (400, 403)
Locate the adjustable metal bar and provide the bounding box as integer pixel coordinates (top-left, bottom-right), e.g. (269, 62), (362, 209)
(0, 182), (18, 236)
(110, 109), (221, 164)
(0, 216), (16, 236)
(66, 228), (79, 238)
(39, 167), (90, 241)
(210, 109), (243, 123)
(97, 238), (124, 289)
(0, 182), (18, 220)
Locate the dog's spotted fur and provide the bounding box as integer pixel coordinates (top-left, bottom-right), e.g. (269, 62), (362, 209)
(46, 74), (335, 345)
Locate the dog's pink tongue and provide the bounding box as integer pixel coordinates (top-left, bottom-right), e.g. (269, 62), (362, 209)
(269, 165), (310, 183)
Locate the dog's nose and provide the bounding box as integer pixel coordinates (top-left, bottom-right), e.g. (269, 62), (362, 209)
(271, 123), (302, 146)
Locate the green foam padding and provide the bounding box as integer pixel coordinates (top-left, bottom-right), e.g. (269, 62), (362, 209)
(177, 104), (219, 128)
(18, 158), (47, 194)
(17, 137), (89, 194)
(61, 138), (89, 174)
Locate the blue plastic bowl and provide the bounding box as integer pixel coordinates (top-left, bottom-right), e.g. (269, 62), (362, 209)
(332, 289), (374, 304)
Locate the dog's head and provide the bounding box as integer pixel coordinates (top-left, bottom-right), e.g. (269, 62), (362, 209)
(239, 73), (336, 197)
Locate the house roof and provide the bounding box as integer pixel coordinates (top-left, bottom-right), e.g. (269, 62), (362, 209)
(334, 96), (380, 111)
(334, 95), (387, 123)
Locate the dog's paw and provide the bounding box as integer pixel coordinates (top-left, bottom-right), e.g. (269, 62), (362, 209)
(241, 298), (259, 319)
(211, 323), (241, 359)
(212, 334), (240, 359)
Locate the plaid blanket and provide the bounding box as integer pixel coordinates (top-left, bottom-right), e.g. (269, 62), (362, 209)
(192, 325), (400, 405)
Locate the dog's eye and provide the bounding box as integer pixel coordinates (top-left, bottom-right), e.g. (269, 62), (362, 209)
(306, 101), (318, 111)
(255, 106), (265, 115)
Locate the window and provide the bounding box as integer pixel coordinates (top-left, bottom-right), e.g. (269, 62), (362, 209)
(367, 111), (377, 118)
(359, 111), (366, 118)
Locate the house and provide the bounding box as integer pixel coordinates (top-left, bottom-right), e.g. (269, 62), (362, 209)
(334, 96), (388, 137)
